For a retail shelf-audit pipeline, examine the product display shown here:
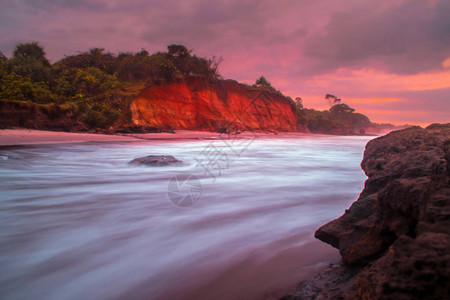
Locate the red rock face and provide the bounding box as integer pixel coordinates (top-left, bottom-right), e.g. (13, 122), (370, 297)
(130, 79), (298, 132)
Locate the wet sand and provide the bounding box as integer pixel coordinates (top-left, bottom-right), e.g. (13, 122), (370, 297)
(0, 129), (138, 146)
(0, 129), (311, 146)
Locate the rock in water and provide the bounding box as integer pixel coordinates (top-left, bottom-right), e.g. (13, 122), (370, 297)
(285, 123), (450, 299)
(129, 155), (182, 166)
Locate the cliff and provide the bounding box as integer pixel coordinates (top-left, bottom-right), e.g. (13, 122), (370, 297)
(130, 78), (299, 133)
(284, 123), (450, 299)
(1, 77), (380, 135)
(0, 100), (84, 131)
(0, 42), (379, 135)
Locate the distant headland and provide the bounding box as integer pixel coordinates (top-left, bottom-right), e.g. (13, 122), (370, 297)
(0, 42), (406, 135)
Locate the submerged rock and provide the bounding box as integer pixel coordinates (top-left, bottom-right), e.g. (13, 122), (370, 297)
(285, 123), (450, 299)
(129, 155), (182, 166)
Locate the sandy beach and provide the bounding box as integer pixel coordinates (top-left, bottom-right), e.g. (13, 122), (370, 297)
(0, 129), (313, 146)
(0, 129), (140, 146)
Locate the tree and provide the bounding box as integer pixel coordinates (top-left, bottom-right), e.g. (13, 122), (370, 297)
(9, 42), (51, 83)
(330, 103), (355, 114)
(86, 48), (116, 74)
(0, 68), (55, 103)
(153, 53), (181, 81)
(55, 66), (120, 100)
(73, 67), (121, 97)
(55, 48), (117, 74)
(166, 44), (192, 77)
(114, 51), (155, 82)
(135, 49), (149, 57)
(162, 44), (221, 80)
(325, 93), (341, 106)
(12, 42), (49, 64)
(167, 44), (190, 57)
(189, 55), (222, 80)
(295, 97), (303, 110)
(205, 55), (222, 80)
(0, 51), (6, 64)
(255, 76), (272, 88)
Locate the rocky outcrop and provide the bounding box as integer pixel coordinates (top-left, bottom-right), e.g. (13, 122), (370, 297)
(356, 232), (450, 299)
(129, 155), (182, 166)
(285, 123), (450, 299)
(130, 78), (299, 133)
(281, 264), (363, 300)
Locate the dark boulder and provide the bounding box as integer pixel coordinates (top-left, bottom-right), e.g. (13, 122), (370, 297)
(129, 155), (182, 166)
(285, 123), (450, 299)
(356, 232), (450, 299)
(315, 124), (450, 265)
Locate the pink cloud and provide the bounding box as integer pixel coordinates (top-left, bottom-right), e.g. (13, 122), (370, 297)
(0, 0), (449, 125)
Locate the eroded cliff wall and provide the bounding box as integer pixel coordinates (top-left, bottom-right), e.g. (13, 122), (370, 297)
(130, 79), (299, 132)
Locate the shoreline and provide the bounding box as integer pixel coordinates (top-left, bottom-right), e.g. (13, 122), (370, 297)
(0, 128), (374, 147)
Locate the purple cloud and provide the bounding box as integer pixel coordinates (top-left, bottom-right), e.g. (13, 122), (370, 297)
(303, 0), (450, 74)
(0, 0), (449, 125)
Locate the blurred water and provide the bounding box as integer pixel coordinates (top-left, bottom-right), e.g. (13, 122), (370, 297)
(0, 135), (373, 300)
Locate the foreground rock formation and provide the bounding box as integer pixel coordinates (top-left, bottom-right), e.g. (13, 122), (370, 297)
(284, 123), (450, 299)
(130, 78), (299, 133)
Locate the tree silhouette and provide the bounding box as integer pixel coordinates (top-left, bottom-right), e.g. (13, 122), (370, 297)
(167, 44), (190, 57)
(9, 42), (51, 82)
(295, 97), (303, 110)
(325, 93), (341, 106)
(13, 42), (49, 64)
(330, 103), (355, 114)
(255, 76), (272, 88)
(0, 51), (7, 63)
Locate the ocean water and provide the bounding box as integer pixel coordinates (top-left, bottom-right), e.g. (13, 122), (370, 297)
(0, 135), (373, 300)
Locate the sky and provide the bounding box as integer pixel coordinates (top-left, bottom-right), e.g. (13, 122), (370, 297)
(1, 0), (449, 126)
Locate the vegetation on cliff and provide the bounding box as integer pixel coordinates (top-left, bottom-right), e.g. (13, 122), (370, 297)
(0, 42), (221, 130)
(298, 103), (372, 134)
(1, 41), (376, 133)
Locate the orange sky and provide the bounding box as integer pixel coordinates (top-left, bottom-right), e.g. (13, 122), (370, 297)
(275, 68), (450, 126)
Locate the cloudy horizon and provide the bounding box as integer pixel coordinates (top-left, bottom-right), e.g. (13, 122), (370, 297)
(1, 0), (449, 125)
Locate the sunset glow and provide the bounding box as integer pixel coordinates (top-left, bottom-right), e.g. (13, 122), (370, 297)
(1, 0), (449, 125)
(371, 99), (395, 102)
(0, 2), (449, 298)
(443, 57), (450, 68)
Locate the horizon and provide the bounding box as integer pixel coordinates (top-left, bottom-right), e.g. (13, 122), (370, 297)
(1, 0), (449, 126)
